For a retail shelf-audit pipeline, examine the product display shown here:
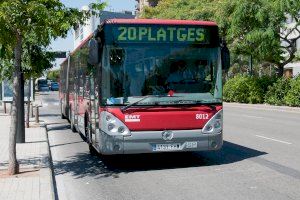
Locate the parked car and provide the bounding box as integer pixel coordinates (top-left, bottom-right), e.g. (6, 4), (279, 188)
(50, 82), (59, 91)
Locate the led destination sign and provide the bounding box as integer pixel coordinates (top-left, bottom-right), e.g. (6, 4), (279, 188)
(105, 25), (216, 45)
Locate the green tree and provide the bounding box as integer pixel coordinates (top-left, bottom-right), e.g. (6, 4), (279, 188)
(217, 0), (300, 76)
(142, 0), (300, 76)
(142, 0), (215, 20)
(0, 0), (105, 175)
(23, 45), (55, 79)
(47, 69), (60, 81)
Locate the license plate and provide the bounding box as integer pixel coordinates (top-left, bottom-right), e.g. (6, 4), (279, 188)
(186, 141), (197, 149)
(153, 143), (181, 151)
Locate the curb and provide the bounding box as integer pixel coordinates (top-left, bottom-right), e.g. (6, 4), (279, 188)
(224, 102), (300, 113)
(43, 124), (58, 200)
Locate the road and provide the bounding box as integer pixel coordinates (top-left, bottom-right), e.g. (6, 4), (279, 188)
(40, 92), (300, 200)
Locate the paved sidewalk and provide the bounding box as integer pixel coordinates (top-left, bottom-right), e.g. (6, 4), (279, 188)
(0, 106), (54, 200)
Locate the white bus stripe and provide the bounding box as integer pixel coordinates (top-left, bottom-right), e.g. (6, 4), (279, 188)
(125, 119), (140, 122)
(255, 135), (292, 145)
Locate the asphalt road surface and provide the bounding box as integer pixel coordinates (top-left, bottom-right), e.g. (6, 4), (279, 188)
(39, 92), (300, 200)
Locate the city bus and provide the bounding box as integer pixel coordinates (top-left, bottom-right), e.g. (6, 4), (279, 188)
(60, 19), (230, 155)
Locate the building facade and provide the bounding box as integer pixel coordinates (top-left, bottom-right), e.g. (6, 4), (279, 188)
(283, 16), (300, 77)
(73, 6), (135, 50)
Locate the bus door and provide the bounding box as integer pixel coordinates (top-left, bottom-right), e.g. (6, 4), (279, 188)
(89, 76), (98, 146)
(73, 68), (79, 127)
(76, 70), (85, 133)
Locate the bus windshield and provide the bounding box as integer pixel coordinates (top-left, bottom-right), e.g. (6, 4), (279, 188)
(101, 44), (222, 106)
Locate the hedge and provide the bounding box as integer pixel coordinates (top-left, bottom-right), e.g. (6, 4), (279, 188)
(265, 78), (291, 106)
(223, 75), (264, 104)
(223, 75), (299, 107)
(284, 76), (300, 107)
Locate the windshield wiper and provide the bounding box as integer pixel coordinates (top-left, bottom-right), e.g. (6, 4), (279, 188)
(160, 100), (221, 109)
(121, 95), (166, 112)
(121, 97), (221, 111)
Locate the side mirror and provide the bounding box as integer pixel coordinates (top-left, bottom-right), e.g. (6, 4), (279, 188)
(88, 39), (100, 65)
(221, 44), (230, 71)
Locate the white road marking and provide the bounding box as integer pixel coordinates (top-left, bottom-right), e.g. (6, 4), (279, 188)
(53, 102), (59, 106)
(255, 135), (292, 145)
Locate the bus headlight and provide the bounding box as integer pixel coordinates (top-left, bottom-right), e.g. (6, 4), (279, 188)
(100, 111), (131, 136)
(118, 126), (125, 133)
(107, 123), (115, 131)
(214, 121), (221, 129)
(202, 110), (223, 134)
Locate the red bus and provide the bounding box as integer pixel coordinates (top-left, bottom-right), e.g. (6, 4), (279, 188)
(60, 19), (230, 155)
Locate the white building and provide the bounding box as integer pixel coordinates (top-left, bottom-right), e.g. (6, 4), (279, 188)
(283, 16), (300, 77)
(73, 6), (135, 50)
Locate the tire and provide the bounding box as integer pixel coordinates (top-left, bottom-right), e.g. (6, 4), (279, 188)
(84, 114), (90, 139)
(85, 115), (98, 156)
(69, 108), (76, 132)
(89, 144), (98, 156)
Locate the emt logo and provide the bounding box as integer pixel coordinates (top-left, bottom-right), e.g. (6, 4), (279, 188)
(125, 115), (141, 122)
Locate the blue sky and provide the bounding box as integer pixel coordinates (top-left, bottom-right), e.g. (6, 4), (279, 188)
(50, 0), (136, 68)
(60, 0), (135, 11)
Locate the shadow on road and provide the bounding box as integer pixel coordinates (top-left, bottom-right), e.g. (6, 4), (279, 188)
(52, 140), (267, 180)
(45, 110), (267, 180)
(47, 124), (71, 131)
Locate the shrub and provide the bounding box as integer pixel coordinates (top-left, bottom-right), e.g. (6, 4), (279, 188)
(257, 75), (277, 94)
(223, 75), (264, 103)
(223, 75), (248, 103)
(247, 77), (264, 103)
(284, 76), (300, 107)
(265, 78), (291, 105)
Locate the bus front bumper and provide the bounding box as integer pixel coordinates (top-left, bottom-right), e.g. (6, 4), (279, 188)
(98, 129), (223, 155)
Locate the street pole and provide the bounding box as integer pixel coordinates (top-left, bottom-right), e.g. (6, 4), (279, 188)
(35, 106), (39, 123)
(26, 78), (31, 128)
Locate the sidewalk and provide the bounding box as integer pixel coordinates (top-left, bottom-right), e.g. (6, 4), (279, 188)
(0, 106), (54, 200)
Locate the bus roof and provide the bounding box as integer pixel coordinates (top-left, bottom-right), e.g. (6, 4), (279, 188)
(103, 18), (217, 26)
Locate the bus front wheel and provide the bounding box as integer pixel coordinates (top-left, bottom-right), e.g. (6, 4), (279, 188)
(85, 115), (98, 156)
(89, 144), (98, 156)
